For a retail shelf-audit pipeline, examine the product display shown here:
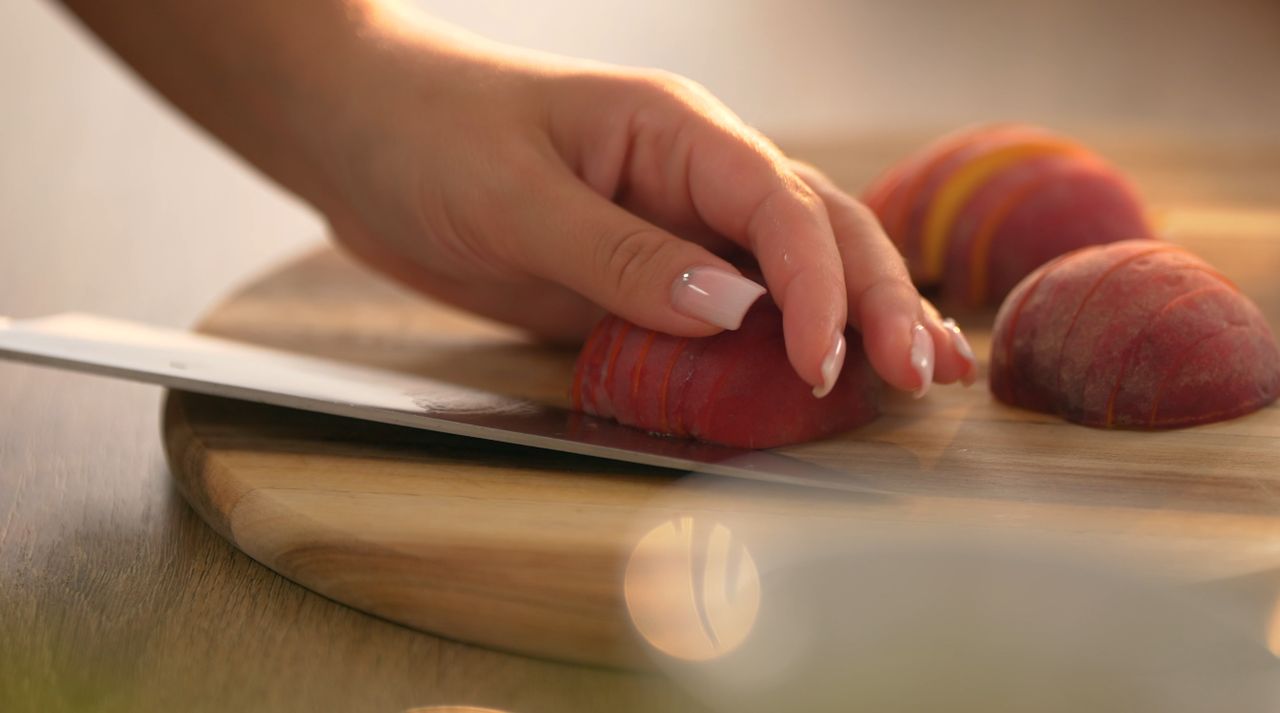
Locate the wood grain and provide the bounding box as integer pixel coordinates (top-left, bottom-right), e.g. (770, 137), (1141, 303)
(164, 187), (1280, 668)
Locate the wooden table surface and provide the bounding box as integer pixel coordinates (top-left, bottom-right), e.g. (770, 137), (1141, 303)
(4, 2), (1280, 712)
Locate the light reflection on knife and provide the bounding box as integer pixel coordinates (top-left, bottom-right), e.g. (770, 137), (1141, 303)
(0, 313), (884, 496)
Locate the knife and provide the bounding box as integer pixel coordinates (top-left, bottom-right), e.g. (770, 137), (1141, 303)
(0, 313), (880, 494)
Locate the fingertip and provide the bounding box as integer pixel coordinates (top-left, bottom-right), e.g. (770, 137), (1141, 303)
(860, 313), (921, 394)
(778, 274), (848, 392)
(812, 331), (846, 399)
(909, 323), (935, 398)
(857, 281), (931, 393)
(920, 310), (979, 386)
(857, 282), (982, 393)
(941, 317), (980, 386)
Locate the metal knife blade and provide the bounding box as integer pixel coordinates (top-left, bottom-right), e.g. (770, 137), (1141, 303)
(0, 313), (881, 495)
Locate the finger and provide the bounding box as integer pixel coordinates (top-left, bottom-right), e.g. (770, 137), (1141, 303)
(919, 298), (980, 387)
(790, 162), (979, 394)
(684, 121), (848, 396)
(507, 162), (767, 339)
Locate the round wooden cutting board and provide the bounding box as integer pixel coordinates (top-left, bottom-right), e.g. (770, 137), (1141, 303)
(164, 204), (1280, 669)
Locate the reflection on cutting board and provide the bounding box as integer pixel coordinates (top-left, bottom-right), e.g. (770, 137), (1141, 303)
(627, 505), (1280, 713)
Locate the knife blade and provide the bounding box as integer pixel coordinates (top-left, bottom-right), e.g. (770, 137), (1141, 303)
(0, 313), (881, 495)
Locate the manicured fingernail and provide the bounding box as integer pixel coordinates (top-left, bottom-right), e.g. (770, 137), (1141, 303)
(942, 318), (978, 386)
(910, 322), (934, 398)
(812, 331), (846, 398)
(671, 267), (766, 330)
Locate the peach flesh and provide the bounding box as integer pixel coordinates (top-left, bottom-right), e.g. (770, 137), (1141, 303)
(572, 300), (881, 448)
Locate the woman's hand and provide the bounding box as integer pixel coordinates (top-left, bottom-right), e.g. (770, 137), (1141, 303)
(62, 0), (976, 396)
(316, 8), (976, 396)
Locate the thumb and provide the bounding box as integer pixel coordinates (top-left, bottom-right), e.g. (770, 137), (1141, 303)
(512, 175), (766, 337)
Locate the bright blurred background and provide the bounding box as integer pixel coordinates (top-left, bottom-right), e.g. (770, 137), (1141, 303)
(413, 0), (1280, 142)
(2, 0), (1278, 324)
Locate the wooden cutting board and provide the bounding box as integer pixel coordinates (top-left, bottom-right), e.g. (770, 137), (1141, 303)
(163, 142), (1280, 669)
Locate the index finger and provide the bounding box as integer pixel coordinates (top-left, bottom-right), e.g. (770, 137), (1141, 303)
(683, 118), (849, 396)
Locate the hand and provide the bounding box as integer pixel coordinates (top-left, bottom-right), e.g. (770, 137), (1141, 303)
(61, 0), (976, 396)
(313, 11), (977, 396)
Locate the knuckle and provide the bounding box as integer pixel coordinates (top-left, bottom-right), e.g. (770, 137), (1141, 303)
(626, 70), (732, 130)
(787, 159), (822, 179)
(844, 196), (880, 225)
(787, 175), (824, 209)
(597, 227), (676, 298)
(630, 69), (711, 104)
(757, 179), (826, 232)
(742, 126), (784, 159)
(810, 176), (880, 230)
(787, 160), (842, 198)
(858, 274), (918, 309)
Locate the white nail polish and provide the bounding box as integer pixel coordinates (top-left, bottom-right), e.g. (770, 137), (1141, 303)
(812, 332), (846, 398)
(671, 267), (767, 330)
(943, 317), (978, 386)
(910, 322), (934, 398)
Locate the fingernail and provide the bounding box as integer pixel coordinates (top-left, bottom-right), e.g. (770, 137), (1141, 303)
(910, 322), (934, 398)
(671, 267), (766, 330)
(812, 331), (846, 398)
(942, 318), (979, 386)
